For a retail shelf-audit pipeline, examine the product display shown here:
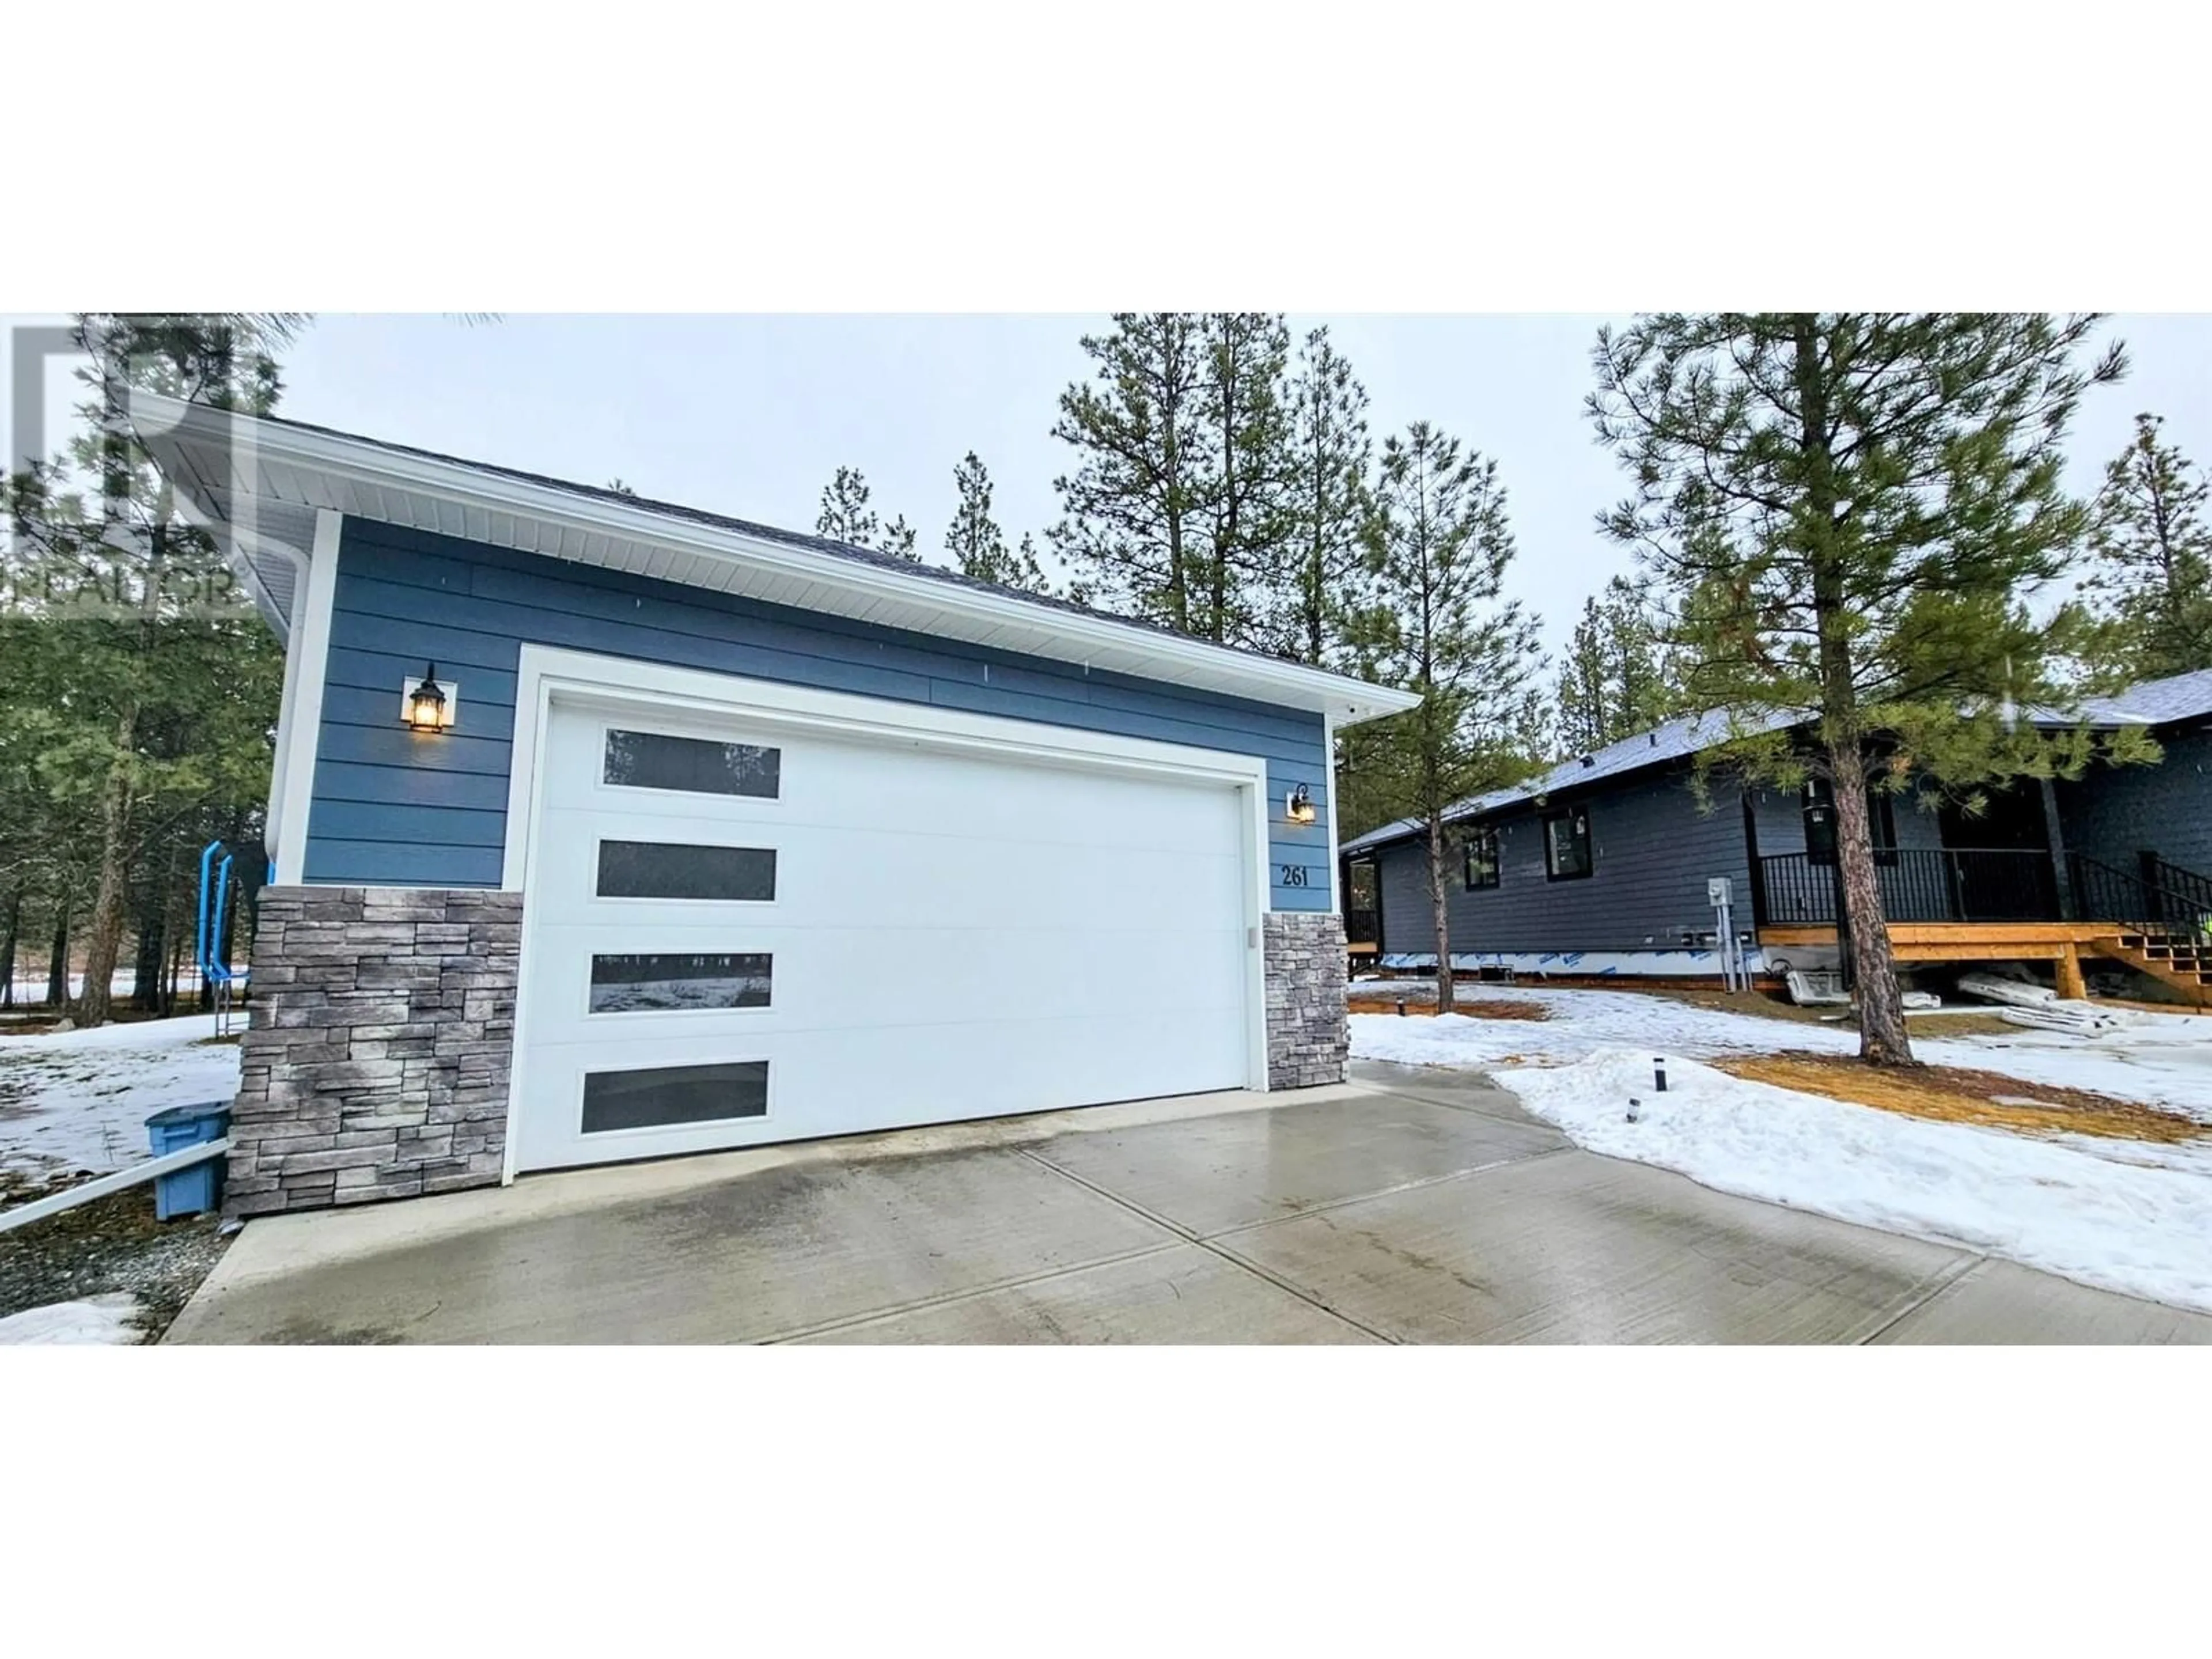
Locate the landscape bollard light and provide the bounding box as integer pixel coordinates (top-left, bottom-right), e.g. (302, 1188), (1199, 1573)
(1654, 1058), (1668, 1093)
(1627, 1096), (1642, 1123)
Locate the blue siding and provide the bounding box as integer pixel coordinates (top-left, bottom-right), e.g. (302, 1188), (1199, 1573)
(305, 518), (1334, 906)
(2057, 726), (2212, 880)
(1374, 770), (1756, 956)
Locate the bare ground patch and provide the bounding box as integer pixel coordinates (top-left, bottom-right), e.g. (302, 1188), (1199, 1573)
(1716, 1052), (2212, 1146)
(1347, 996), (1551, 1021)
(0, 1169), (232, 1341)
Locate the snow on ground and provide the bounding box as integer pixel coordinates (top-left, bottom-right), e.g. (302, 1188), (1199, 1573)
(1353, 984), (1861, 1067)
(0, 1014), (242, 1180)
(1919, 1022), (2212, 1122)
(1349, 983), (2212, 1118)
(0, 1292), (144, 1345)
(1503, 1049), (2212, 1313)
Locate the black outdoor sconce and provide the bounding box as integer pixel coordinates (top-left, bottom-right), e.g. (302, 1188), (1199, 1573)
(401, 662), (459, 732)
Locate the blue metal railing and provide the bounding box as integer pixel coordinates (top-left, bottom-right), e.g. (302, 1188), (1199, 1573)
(196, 840), (241, 1033)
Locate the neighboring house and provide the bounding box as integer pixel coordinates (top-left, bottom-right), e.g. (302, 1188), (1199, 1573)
(1340, 670), (2212, 1003)
(136, 396), (1416, 1215)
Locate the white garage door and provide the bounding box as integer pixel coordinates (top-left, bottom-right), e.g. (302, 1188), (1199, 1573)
(511, 696), (1255, 1173)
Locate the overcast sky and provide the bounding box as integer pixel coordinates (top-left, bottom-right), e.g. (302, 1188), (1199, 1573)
(21, 313), (2212, 659)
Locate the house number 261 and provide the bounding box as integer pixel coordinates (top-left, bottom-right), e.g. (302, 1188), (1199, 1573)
(1280, 865), (1309, 887)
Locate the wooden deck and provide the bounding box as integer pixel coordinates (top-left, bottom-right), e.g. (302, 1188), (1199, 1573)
(1759, 921), (2209, 1004)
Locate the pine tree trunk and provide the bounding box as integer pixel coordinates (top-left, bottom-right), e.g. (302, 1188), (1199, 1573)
(46, 904), (69, 1007)
(72, 704), (138, 1028)
(0, 890), (18, 1008)
(132, 891), (163, 1011)
(1791, 315), (1914, 1066)
(1828, 755), (1913, 1062)
(1427, 815), (1456, 1016)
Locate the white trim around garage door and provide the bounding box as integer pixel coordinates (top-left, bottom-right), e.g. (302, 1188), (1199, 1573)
(497, 645), (1276, 1182)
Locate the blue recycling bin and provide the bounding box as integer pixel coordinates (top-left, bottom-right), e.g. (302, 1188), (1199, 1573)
(145, 1103), (231, 1221)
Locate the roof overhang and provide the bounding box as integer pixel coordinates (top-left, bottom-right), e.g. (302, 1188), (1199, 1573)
(129, 391), (1421, 727)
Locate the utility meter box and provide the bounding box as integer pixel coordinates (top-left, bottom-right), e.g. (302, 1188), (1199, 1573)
(1707, 876), (1732, 908)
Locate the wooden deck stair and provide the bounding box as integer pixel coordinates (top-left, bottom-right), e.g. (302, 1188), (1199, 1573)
(2100, 928), (2212, 1006)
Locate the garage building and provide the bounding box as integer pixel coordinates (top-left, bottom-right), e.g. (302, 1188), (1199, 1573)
(137, 396), (1415, 1214)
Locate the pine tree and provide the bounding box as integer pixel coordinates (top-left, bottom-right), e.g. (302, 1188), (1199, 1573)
(1281, 326), (1373, 666)
(1049, 313), (1207, 630)
(1189, 312), (1293, 647)
(1589, 313), (2130, 1066)
(2085, 412), (2212, 679)
(1350, 422), (1542, 1014)
(944, 452), (1049, 592)
(3, 312), (300, 1027)
(815, 465), (919, 562)
(815, 465), (882, 547)
(1553, 574), (1676, 754)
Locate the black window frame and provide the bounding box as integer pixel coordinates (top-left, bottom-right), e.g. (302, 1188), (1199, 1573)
(1543, 808), (1594, 882)
(1461, 826), (1501, 891)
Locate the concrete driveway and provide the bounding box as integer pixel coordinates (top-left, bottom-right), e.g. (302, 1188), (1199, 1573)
(165, 1063), (2212, 1344)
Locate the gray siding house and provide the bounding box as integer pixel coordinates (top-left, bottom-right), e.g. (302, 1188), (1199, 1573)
(1343, 668), (2212, 1001)
(138, 396), (1417, 1215)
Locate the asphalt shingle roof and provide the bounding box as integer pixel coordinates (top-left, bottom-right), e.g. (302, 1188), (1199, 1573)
(2074, 666), (2212, 728)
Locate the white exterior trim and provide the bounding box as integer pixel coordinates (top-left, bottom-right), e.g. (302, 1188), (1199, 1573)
(498, 645), (1276, 1181)
(1323, 711), (1342, 914)
(270, 509), (342, 884)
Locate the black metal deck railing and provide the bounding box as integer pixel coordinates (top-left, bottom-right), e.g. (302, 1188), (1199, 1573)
(1756, 848), (2062, 926)
(2067, 851), (2212, 937)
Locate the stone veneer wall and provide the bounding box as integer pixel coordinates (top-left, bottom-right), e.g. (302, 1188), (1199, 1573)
(1263, 911), (1349, 1089)
(228, 886), (522, 1216)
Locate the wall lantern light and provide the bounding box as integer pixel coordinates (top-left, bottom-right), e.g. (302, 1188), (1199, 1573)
(401, 663), (458, 732)
(1286, 783), (1316, 825)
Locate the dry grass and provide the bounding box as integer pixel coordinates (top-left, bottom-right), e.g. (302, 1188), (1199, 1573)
(1717, 1051), (2212, 1145)
(1611, 983), (2020, 1037)
(1346, 997), (1551, 1022)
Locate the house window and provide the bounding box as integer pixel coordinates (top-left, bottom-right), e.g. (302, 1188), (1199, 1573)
(588, 952), (773, 1014)
(603, 728), (781, 798)
(1544, 808), (1593, 880)
(595, 840), (777, 901)
(581, 1060), (770, 1134)
(1462, 827), (1500, 890)
(1802, 779), (1895, 864)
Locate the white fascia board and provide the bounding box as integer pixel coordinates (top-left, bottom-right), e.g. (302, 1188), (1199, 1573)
(270, 509), (342, 884)
(130, 391), (1421, 728)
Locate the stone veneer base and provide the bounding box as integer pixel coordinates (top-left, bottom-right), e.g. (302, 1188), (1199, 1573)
(227, 886), (521, 1217)
(1263, 911), (1350, 1089)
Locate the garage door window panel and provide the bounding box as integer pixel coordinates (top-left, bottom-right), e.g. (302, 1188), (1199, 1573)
(595, 840), (778, 901)
(603, 728), (781, 799)
(589, 952), (774, 1014)
(580, 1059), (771, 1134)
